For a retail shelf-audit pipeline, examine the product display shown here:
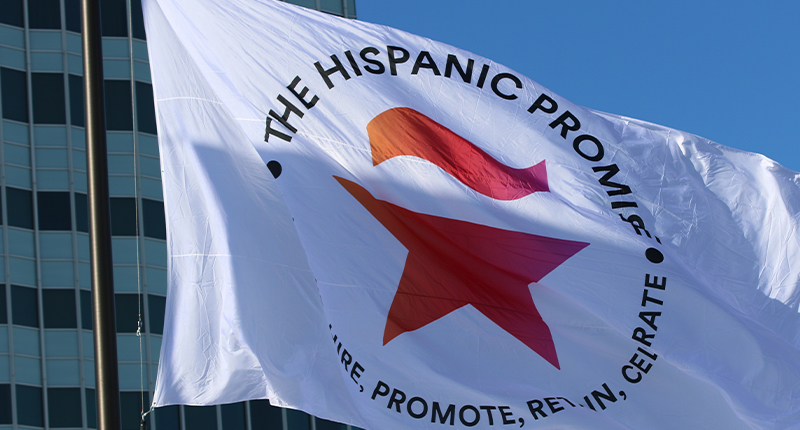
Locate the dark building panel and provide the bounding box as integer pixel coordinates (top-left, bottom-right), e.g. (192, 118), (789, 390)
(148, 294), (165, 335)
(317, 418), (348, 430)
(0, 384), (10, 424)
(185, 405), (218, 430)
(11, 285), (38, 328)
(1, 67), (28, 122)
(80, 289), (93, 329)
(100, 0), (128, 36)
(104, 80), (133, 130)
(131, 0), (146, 39)
(115, 293), (143, 333)
(110, 197), (138, 236)
(16, 384), (44, 427)
(65, 0), (81, 31)
(48, 387), (83, 427)
(286, 409), (311, 430)
(32, 73), (67, 124)
(38, 191), (72, 231)
(136, 81), (157, 134)
(69, 74), (85, 127)
(0, 285), (6, 324)
(86, 388), (97, 429)
(142, 198), (166, 239)
(28, 0), (61, 29)
(0, 0), (24, 27)
(7, 187), (33, 229)
(155, 405), (180, 430)
(75, 192), (89, 232)
(42, 289), (78, 328)
(221, 402), (247, 430)
(120, 391), (149, 430)
(250, 399), (283, 428)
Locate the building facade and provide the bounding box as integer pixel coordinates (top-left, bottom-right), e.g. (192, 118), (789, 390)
(0, 0), (358, 428)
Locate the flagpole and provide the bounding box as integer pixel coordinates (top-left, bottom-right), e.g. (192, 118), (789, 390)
(81, 0), (122, 429)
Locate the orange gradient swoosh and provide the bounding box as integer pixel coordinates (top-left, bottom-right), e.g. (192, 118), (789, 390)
(367, 108), (549, 200)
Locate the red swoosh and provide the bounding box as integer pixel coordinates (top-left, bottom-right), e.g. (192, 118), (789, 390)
(367, 108), (549, 200)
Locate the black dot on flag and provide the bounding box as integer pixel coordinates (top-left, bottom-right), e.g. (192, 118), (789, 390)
(646, 247), (664, 264)
(267, 160), (282, 178)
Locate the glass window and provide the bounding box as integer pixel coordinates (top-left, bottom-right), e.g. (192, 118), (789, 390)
(135, 81), (156, 134)
(7, 187), (33, 229)
(81, 289), (93, 329)
(0, 0), (23, 27)
(75, 192), (88, 232)
(148, 294), (165, 335)
(289, 0), (315, 8)
(0, 284), (6, 324)
(100, 0), (128, 37)
(315, 417), (347, 430)
(104, 80), (133, 131)
(69, 74), (85, 127)
(250, 399), (282, 428)
(286, 408), (310, 430)
(185, 405), (217, 430)
(48, 387), (82, 427)
(110, 197), (137, 236)
(32, 73), (66, 124)
(38, 191), (72, 231)
(28, 0), (61, 29)
(43, 289), (77, 328)
(346, 0), (355, 17)
(155, 405), (180, 430)
(131, 0), (146, 40)
(221, 402), (246, 430)
(11, 285), (38, 327)
(1, 67), (28, 122)
(142, 199), (165, 240)
(115, 293), (142, 333)
(319, 0), (343, 15)
(120, 391), (148, 430)
(0, 384), (11, 424)
(86, 387), (97, 429)
(16, 384), (44, 427)
(65, 0), (81, 32)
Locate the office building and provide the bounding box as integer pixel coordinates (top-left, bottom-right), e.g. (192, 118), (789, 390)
(0, 0), (358, 428)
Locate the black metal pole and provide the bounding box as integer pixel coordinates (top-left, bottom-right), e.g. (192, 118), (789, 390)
(81, 0), (121, 429)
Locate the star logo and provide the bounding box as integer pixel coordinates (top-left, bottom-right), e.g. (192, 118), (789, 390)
(337, 108), (588, 369)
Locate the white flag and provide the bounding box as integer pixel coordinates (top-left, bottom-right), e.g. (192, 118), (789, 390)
(142, 0), (800, 428)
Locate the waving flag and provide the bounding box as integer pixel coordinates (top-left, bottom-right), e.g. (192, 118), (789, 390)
(142, 0), (800, 428)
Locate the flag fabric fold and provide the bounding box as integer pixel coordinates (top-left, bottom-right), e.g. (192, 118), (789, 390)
(142, 0), (800, 428)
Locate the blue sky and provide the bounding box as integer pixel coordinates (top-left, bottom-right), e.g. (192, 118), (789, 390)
(357, 1), (800, 172)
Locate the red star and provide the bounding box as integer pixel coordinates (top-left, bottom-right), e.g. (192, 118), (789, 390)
(335, 177), (588, 369)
